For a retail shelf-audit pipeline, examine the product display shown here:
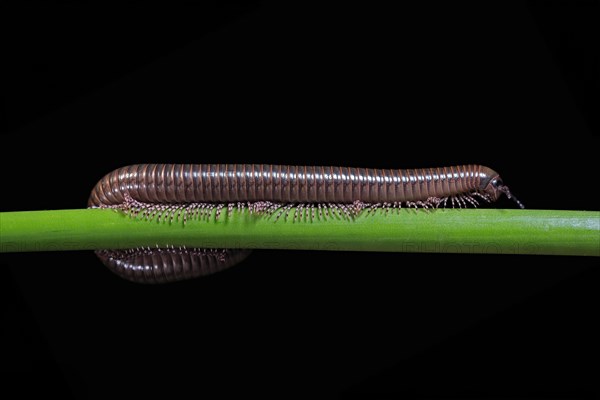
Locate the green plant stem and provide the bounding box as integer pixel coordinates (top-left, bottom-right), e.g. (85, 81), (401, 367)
(1, 208), (598, 256)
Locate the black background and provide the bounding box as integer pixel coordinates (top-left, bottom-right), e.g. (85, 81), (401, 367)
(1, 1), (598, 398)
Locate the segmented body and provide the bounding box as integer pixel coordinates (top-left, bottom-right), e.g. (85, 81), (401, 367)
(89, 164), (495, 206)
(90, 164), (520, 283)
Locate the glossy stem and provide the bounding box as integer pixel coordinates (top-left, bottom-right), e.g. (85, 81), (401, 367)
(1, 208), (598, 256)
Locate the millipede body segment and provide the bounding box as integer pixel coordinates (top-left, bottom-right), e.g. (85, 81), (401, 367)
(89, 164), (523, 283)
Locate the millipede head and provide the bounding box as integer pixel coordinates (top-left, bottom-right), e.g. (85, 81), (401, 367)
(481, 174), (525, 209)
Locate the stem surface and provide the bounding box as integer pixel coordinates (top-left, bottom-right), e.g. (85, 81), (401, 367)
(1, 209), (598, 256)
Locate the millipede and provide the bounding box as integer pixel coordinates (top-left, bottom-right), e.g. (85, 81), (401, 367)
(89, 164), (523, 284)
